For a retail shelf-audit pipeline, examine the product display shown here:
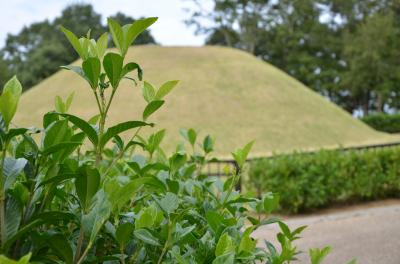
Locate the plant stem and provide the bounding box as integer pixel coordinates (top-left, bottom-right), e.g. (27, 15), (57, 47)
(0, 142), (8, 249)
(74, 226), (85, 263)
(76, 241), (92, 264)
(157, 220), (172, 264)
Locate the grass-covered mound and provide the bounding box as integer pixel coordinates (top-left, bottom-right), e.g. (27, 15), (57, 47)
(15, 46), (399, 157)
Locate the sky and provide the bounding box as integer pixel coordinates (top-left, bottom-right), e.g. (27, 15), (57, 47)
(0, 0), (209, 47)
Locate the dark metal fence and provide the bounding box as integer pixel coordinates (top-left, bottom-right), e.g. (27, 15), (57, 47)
(205, 141), (400, 190)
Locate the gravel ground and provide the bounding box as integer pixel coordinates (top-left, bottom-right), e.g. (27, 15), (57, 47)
(253, 200), (400, 264)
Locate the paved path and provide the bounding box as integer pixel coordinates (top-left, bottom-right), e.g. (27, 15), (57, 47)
(253, 200), (400, 264)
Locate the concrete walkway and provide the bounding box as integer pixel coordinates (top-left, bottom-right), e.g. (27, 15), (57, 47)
(253, 200), (400, 264)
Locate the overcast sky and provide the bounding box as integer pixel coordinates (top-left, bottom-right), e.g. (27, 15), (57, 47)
(0, 0), (210, 47)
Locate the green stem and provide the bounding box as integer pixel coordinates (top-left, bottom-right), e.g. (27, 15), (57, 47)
(74, 226), (85, 263)
(157, 220), (172, 264)
(0, 142), (8, 249)
(76, 242), (92, 264)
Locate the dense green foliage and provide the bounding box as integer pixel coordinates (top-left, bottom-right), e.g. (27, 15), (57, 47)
(361, 113), (400, 133)
(187, 0), (400, 115)
(1, 4), (155, 90)
(0, 17), (347, 264)
(249, 148), (400, 213)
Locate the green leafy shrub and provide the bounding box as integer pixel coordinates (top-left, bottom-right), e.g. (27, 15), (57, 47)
(361, 113), (400, 133)
(249, 148), (400, 213)
(0, 17), (354, 264)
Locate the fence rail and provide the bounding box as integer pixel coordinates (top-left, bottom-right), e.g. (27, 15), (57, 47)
(205, 141), (400, 190)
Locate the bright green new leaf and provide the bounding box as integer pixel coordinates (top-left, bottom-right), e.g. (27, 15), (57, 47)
(155, 80), (179, 100)
(75, 165), (100, 212)
(103, 52), (123, 88)
(55, 96), (66, 113)
(142, 81), (156, 103)
(121, 62), (143, 81)
(60, 26), (83, 58)
(215, 233), (235, 257)
(232, 140), (254, 169)
(83, 57), (101, 89)
(107, 18), (124, 54)
(0, 76), (23, 127)
(96, 32), (108, 58)
(143, 100), (164, 120)
(0, 253), (31, 264)
(123, 17), (158, 55)
(238, 227), (256, 253)
(212, 253), (234, 264)
(263, 192), (280, 214)
(309, 246), (332, 264)
(203, 135), (214, 154)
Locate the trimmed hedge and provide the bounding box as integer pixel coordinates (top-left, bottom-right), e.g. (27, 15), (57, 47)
(248, 148), (400, 213)
(361, 113), (400, 133)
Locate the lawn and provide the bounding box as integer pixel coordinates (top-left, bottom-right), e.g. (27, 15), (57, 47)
(15, 46), (400, 157)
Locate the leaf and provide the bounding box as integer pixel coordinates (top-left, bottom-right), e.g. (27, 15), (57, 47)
(82, 190), (112, 243)
(45, 233), (73, 264)
(6, 196), (21, 241)
(215, 233), (235, 257)
(187, 129), (197, 147)
(75, 165), (100, 212)
(203, 135), (214, 154)
(143, 100), (164, 120)
(107, 18), (124, 54)
(206, 211), (224, 234)
(263, 192), (280, 214)
(121, 62), (143, 81)
(238, 227), (256, 253)
(60, 65), (88, 82)
(142, 81), (156, 103)
(157, 192), (179, 215)
(0, 253), (31, 264)
(42, 141), (82, 156)
(65, 92), (74, 111)
(309, 246), (332, 264)
(5, 128), (28, 142)
(135, 208), (155, 229)
(42, 119), (72, 150)
(103, 52), (123, 88)
(3, 157), (27, 191)
(232, 141), (254, 169)
(0, 76), (22, 127)
(60, 26), (83, 58)
(134, 228), (160, 246)
(96, 32), (108, 58)
(212, 253), (234, 264)
(51, 113), (98, 146)
(100, 120), (151, 148)
(155, 80), (179, 100)
(55, 96), (66, 113)
(83, 57), (101, 89)
(116, 222), (134, 246)
(123, 17), (158, 54)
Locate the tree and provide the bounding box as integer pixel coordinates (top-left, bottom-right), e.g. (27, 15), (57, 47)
(1, 4), (156, 91)
(341, 12), (400, 115)
(0, 52), (11, 90)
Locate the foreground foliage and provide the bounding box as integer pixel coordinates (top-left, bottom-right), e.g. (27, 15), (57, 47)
(249, 148), (400, 213)
(0, 17), (354, 264)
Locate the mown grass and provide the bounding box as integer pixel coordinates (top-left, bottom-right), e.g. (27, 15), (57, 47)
(15, 46), (400, 157)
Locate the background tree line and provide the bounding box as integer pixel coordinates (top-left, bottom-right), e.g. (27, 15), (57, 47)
(0, 4), (155, 91)
(186, 0), (400, 115)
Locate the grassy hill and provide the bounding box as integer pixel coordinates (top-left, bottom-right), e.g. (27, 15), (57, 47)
(15, 46), (400, 157)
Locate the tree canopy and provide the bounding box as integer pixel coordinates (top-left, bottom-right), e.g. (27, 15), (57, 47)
(1, 4), (156, 90)
(187, 0), (400, 115)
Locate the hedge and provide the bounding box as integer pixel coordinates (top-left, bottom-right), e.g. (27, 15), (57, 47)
(248, 148), (400, 213)
(361, 113), (400, 133)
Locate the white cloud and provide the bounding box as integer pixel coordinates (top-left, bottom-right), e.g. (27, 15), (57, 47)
(0, 0), (206, 47)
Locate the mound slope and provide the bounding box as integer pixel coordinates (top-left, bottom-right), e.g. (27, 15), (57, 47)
(15, 46), (399, 157)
